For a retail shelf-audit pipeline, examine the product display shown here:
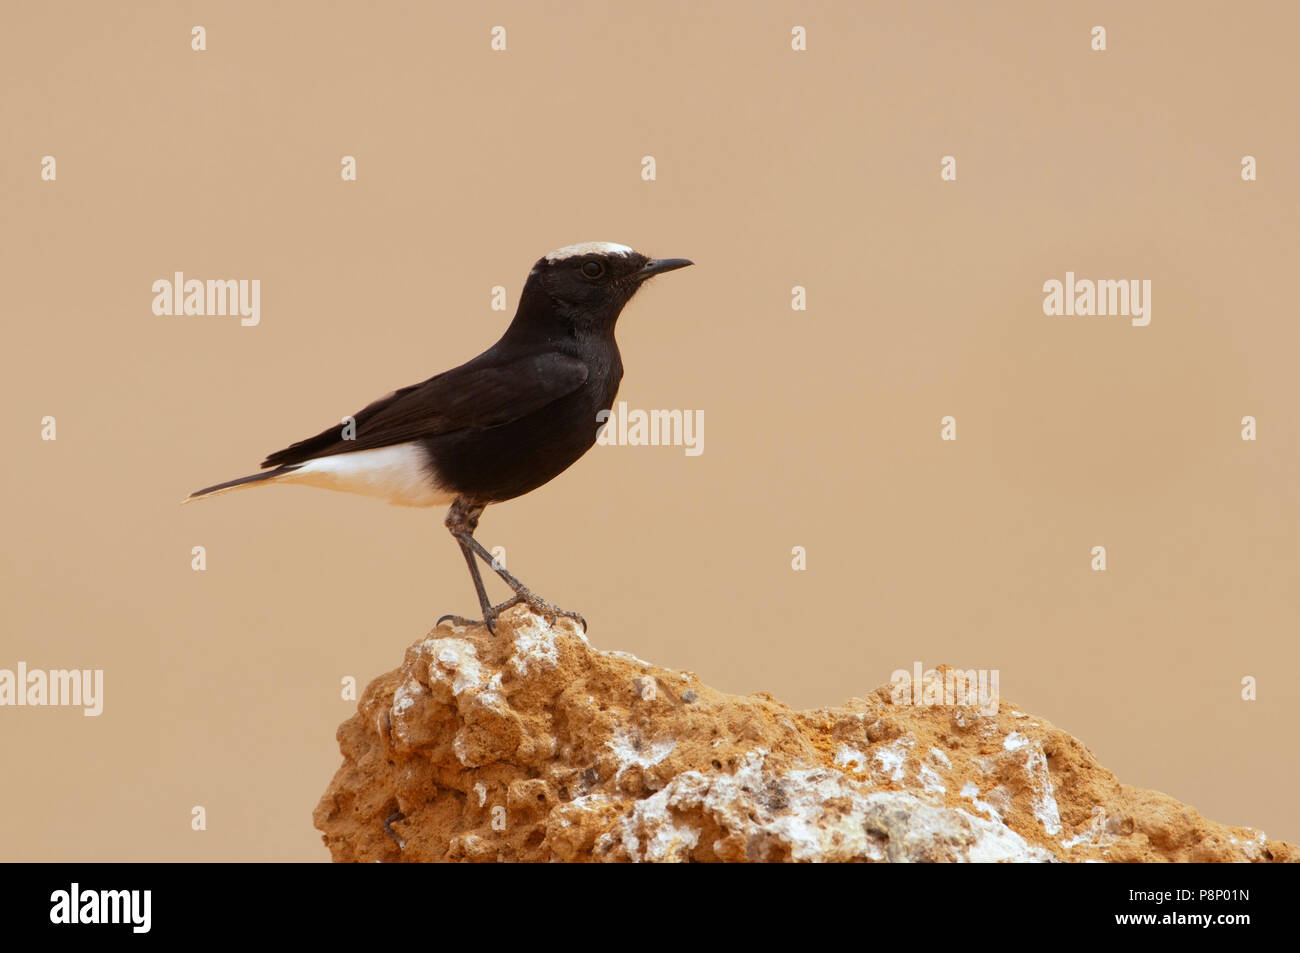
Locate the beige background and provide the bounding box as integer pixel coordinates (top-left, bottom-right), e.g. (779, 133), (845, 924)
(2, 1), (1296, 860)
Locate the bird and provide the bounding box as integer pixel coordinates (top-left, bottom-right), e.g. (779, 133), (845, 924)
(185, 241), (693, 633)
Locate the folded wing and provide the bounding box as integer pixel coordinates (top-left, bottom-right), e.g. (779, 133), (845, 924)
(261, 351), (589, 468)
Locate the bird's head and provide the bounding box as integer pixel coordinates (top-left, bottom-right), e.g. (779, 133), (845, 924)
(526, 242), (693, 329)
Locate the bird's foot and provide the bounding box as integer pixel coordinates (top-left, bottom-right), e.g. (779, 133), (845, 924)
(506, 591), (588, 634)
(437, 593), (587, 636)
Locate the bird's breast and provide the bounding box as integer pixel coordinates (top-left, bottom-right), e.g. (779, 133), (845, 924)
(421, 358), (621, 505)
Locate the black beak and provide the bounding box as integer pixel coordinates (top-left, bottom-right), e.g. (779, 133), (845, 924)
(637, 258), (694, 280)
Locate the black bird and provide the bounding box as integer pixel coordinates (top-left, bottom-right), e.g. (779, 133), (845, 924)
(186, 242), (693, 632)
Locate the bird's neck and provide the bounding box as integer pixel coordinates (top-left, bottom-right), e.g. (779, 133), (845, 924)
(502, 277), (620, 355)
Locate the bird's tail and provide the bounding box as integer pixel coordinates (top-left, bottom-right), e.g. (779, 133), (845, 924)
(182, 465), (302, 504)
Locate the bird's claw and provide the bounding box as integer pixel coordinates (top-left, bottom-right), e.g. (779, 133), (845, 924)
(549, 605), (588, 633)
(436, 613), (484, 630)
(437, 595), (587, 635)
(511, 592), (587, 633)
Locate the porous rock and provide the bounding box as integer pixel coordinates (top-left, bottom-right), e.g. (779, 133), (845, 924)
(314, 607), (1294, 863)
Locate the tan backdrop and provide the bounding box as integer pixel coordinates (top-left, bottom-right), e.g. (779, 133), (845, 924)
(2, 1), (1296, 860)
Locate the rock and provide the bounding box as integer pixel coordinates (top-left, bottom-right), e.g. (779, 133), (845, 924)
(313, 607), (1295, 863)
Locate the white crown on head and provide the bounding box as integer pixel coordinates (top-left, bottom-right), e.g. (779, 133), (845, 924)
(544, 242), (634, 262)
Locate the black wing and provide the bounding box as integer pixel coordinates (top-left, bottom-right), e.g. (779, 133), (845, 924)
(261, 351), (589, 468)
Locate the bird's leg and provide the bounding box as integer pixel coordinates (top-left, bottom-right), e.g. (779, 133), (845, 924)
(454, 534), (497, 623)
(436, 498), (587, 634)
(436, 500), (499, 632)
(455, 532), (587, 632)
(456, 531), (533, 594)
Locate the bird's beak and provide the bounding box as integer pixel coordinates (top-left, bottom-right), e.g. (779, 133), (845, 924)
(636, 258), (694, 280)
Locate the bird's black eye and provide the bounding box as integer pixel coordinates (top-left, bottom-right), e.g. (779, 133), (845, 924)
(581, 260), (605, 279)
